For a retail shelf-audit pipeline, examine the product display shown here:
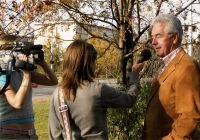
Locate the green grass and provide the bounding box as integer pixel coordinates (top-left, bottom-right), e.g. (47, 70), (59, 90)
(33, 98), (50, 140)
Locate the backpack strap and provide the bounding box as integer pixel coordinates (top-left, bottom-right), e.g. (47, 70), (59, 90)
(58, 88), (72, 140)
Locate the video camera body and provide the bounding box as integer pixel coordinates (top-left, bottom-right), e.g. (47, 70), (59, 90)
(0, 39), (44, 72)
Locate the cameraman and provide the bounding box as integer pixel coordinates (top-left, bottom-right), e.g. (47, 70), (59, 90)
(0, 35), (58, 139)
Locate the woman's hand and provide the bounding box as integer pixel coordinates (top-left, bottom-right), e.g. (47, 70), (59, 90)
(132, 60), (144, 73)
(18, 54), (31, 79)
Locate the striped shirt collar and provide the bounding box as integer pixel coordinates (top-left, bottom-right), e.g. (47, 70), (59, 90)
(160, 47), (181, 68)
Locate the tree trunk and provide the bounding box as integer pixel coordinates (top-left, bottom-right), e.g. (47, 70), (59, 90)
(125, 25), (134, 81)
(118, 23), (134, 85)
(118, 23), (126, 85)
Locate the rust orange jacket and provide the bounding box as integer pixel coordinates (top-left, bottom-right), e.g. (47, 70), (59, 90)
(142, 48), (200, 140)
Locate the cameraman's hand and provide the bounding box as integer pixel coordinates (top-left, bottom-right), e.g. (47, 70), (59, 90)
(18, 54), (30, 78)
(132, 60), (144, 73)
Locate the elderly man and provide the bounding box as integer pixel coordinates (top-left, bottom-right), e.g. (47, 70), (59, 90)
(142, 14), (200, 140)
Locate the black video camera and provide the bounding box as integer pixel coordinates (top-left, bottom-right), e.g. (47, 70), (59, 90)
(0, 39), (44, 72)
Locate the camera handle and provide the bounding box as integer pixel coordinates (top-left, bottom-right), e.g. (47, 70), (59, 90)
(0, 59), (13, 95)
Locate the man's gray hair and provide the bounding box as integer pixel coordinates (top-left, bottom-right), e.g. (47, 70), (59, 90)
(150, 14), (183, 45)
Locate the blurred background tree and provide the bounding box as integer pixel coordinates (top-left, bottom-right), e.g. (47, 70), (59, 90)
(1, 0), (200, 84)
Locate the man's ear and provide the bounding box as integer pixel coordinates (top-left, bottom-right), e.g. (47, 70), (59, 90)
(173, 33), (179, 44)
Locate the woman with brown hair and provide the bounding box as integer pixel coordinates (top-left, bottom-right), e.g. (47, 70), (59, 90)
(48, 40), (144, 140)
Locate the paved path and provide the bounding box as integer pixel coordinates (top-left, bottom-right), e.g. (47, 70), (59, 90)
(32, 85), (58, 99)
(32, 79), (118, 99)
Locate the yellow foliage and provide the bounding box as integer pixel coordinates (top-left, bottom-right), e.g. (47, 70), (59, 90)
(60, 0), (73, 5)
(88, 38), (119, 78)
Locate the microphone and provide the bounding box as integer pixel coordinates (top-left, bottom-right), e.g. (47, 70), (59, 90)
(138, 49), (152, 63)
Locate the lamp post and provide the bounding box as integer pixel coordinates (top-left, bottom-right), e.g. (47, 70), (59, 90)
(188, 3), (193, 56)
(50, 31), (54, 70)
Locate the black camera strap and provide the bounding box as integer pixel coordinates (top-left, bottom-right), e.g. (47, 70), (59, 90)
(0, 59), (13, 95)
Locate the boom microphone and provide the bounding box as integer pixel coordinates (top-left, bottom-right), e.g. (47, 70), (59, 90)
(138, 49), (152, 63)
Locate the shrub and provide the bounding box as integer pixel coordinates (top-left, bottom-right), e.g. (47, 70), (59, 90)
(107, 82), (151, 140)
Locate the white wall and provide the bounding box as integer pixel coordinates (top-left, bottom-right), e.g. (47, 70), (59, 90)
(34, 21), (77, 51)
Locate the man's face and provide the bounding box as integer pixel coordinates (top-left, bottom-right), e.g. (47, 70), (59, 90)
(151, 22), (177, 58)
